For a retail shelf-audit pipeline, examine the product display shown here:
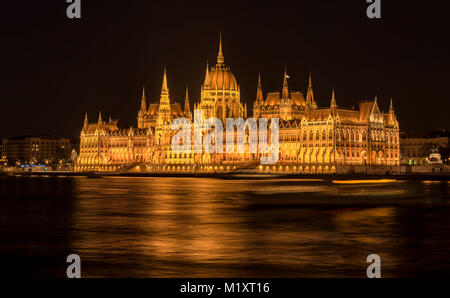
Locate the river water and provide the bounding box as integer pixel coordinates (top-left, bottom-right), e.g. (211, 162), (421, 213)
(1, 176), (449, 278)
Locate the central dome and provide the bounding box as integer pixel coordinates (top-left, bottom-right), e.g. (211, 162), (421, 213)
(207, 65), (238, 91)
(203, 34), (239, 92)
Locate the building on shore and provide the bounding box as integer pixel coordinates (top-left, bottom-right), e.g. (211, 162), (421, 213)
(1, 135), (71, 166)
(400, 130), (449, 165)
(76, 36), (400, 174)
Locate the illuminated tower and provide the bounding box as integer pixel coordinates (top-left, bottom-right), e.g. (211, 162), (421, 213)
(138, 85), (147, 128)
(184, 85), (192, 121)
(253, 72), (264, 120)
(199, 34), (245, 123)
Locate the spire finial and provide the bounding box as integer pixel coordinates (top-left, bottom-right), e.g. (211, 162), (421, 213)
(98, 111), (102, 125)
(184, 85), (191, 115)
(83, 112), (89, 130)
(161, 67), (169, 95)
(306, 73), (315, 108)
(390, 97), (394, 111)
(331, 89), (337, 108)
(217, 33), (224, 65)
(140, 85), (147, 112)
(256, 72), (263, 103)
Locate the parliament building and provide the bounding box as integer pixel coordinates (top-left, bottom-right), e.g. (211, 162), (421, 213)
(75, 36), (400, 173)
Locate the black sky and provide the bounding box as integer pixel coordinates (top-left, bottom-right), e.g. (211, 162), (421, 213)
(1, 0), (449, 138)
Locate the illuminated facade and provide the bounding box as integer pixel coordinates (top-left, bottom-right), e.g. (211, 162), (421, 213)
(76, 36), (400, 173)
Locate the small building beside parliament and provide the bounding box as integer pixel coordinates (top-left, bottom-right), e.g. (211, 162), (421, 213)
(76, 36), (400, 174)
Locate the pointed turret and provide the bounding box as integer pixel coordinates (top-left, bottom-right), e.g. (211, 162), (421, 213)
(158, 67), (170, 106)
(97, 111), (103, 127)
(256, 72), (264, 104)
(331, 89), (337, 109)
(140, 85), (147, 112)
(161, 67), (168, 95)
(306, 73), (316, 108)
(157, 68), (171, 126)
(217, 33), (224, 65)
(389, 97), (396, 123)
(184, 85), (191, 115)
(83, 112), (89, 131)
(203, 61), (210, 88)
(282, 67), (289, 99)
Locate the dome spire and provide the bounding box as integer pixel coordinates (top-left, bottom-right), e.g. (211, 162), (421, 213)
(217, 33), (224, 65)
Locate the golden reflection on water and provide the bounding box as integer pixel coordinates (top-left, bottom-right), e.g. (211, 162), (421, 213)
(65, 177), (450, 277)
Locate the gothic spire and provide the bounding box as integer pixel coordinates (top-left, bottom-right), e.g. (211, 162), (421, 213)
(306, 73), (315, 107)
(97, 111), (103, 126)
(256, 72), (264, 104)
(331, 89), (337, 109)
(83, 112), (88, 131)
(140, 84), (147, 112)
(204, 60), (210, 85)
(217, 33), (224, 65)
(184, 85), (191, 114)
(161, 67), (168, 94)
(158, 67), (170, 107)
(389, 97), (394, 112)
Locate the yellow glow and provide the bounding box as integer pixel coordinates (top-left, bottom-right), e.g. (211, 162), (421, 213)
(332, 179), (397, 184)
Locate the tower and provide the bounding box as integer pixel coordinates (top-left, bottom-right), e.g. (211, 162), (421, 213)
(157, 67), (171, 127)
(330, 89), (337, 110)
(253, 72), (264, 120)
(184, 85), (192, 121)
(280, 68), (292, 120)
(138, 85), (148, 128)
(306, 73), (317, 109)
(199, 34), (243, 122)
(83, 112), (89, 132)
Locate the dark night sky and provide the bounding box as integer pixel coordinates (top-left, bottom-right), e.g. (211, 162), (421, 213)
(1, 0), (449, 138)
